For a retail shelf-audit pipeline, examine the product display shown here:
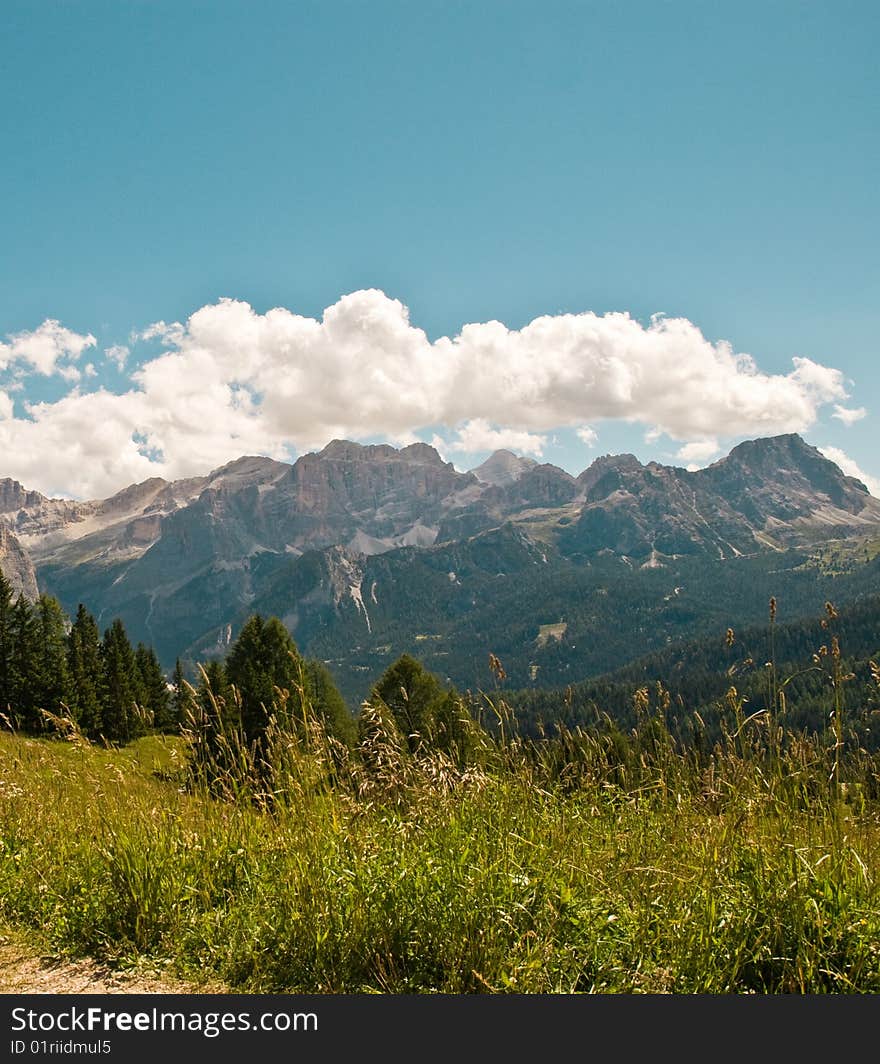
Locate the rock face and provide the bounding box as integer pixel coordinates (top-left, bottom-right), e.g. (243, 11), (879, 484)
(11, 443), (478, 661)
(4, 432), (879, 668)
(698, 435), (875, 530)
(0, 527), (39, 600)
(268, 440), (472, 552)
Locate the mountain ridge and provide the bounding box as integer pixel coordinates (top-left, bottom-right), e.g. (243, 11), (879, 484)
(3, 433), (879, 698)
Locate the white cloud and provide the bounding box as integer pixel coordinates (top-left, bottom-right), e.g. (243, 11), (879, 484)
(832, 404), (867, 426)
(819, 446), (880, 497)
(0, 291), (861, 498)
(0, 320), (96, 376)
(787, 357), (845, 400)
(105, 344), (129, 370)
(576, 425), (598, 447)
(676, 438), (721, 465)
(432, 419), (547, 457)
(0, 391), (14, 420)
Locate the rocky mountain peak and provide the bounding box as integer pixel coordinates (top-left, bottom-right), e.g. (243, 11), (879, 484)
(0, 478), (48, 514)
(203, 455), (291, 490)
(314, 438), (440, 463)
(8, 432), (880, 674)
(700, 432), (871, 512)
(471, 449), (539, 486)
(398, 442), (449, 467)
(577, 452), (645, 497)
(317, 439), (449, 468)
(717, 433), (818, 472)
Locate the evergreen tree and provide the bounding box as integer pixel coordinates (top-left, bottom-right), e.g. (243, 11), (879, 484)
(225, 615), (302, 746)
(101, 619), (143, 743)
(370, 654), (478, 759)
(9, 594), (38, 729)
(372, 654), (446, 753)
(0, 570), (16, 717)
(197, 658), (234, 729)
(303, 659), (357, 747)
(356, 695), (405, 775)
(32, 595), (71, 723)
(171, 658), (189, 728)
(67, 605), (103, 737)
(189, 658), (243, 782)
(135, 643), (172, 731)
(430, 688), (479, 765)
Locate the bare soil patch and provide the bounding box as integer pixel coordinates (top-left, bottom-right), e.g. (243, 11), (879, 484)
(0, 934), (223, 995)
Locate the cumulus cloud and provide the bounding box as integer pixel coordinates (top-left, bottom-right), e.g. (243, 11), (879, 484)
(832, 404), (867, 426)
(0, 320), (96, 376)
(58, 365), (82, 384)
(818, 446), (880, 498)
(677, 438), (721, 465)
(0, 383), (285, 500)
(0, 291), (863, 498)
(576, 425), (598, 447)
(433, 419), (547, 457)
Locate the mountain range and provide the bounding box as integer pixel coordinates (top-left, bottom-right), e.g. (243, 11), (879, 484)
(2, 433), (879, 703)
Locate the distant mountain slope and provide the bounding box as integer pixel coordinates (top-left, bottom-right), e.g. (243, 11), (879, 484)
(505, 589), (880, 744)
(181, 525), (880, 705)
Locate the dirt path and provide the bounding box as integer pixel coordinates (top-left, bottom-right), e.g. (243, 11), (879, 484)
(0, 934), (223, 995)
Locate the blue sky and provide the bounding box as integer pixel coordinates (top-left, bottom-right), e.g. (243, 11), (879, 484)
(1, 0), (877, 499)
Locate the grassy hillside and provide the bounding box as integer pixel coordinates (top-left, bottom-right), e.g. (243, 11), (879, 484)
(3, 704), (880, 993)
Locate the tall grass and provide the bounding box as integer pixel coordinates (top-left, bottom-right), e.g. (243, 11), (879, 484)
(1, 660), (879, 993)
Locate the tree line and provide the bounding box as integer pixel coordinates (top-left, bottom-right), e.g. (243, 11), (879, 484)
(0, 571), (175, 741)
(0, 571), (477, 762)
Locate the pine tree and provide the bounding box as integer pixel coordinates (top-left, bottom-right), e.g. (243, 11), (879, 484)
(101, 619), (143, 744)
(198, 658), (232, 720)
(225, 615), (302, 746)
(430, 688), (479, 765)
(135, 644), (172, 731)
(171, 658), (189, 728)
(67, 604), (103, 737)
(356, 696), (405, 775)
(370, 654), (477, 759)
(372, 654), (446, 753)
(32, 595), (71, 723)
(0, 570), (16, 718)
(303, 659), (357, 747)
(9, 594), (38, 729)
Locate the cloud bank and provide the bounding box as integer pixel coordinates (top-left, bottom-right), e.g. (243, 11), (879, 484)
(0, 290), (862, 498)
